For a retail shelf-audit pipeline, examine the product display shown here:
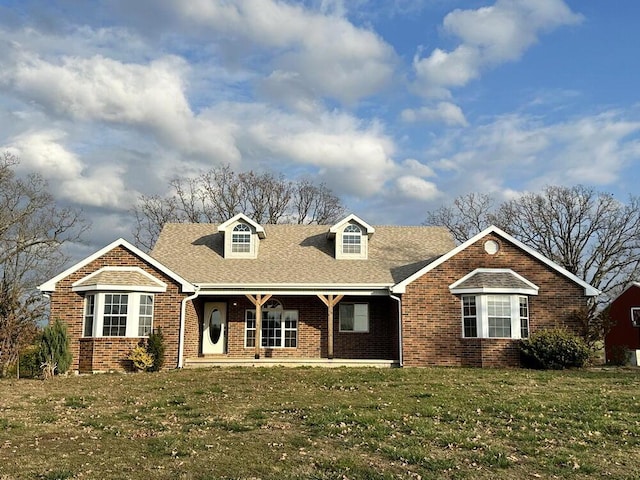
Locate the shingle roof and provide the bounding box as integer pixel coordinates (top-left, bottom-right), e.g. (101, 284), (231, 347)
(454, 271), (532, 290)
(74, 270), (163, 289)
(150, 223), (455, 286)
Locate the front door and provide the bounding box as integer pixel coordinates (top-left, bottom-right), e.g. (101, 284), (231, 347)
(203, 302), (227, 354)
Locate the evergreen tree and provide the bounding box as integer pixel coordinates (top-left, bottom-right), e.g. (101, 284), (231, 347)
(39, 318), (72, 375)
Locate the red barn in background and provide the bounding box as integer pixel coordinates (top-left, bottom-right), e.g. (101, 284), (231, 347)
(605, 283), (640, 365)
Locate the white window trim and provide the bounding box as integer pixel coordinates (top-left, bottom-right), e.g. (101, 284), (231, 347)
(339, 303), (370, 333)
(244, 308), (299, 348)
(335, 223), (368, 260)
(460, 294), (529, 340)
(83, 292), (154, 338)
(631, 307), (640, 327)
(224, 221), (259, 259)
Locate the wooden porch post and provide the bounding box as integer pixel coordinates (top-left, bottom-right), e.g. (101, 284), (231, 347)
(246, 294), (272, 359)
(317, 294), (344, 359)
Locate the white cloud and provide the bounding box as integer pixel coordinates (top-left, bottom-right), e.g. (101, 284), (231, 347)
(401, 102), (468, 126)
(401, 158), (436, 178)
(5, 130), (135, 208)
(4, 53), (241, 163)
(395, 175), (441, 201)
(426, 111), (640, 197)
(413, 0), (583, 97)
(230, 106), (397, 196)
(121, 0), (396, 104)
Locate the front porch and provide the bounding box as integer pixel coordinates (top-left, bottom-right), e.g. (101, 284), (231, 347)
(186, 294), (400, 363)
(184, 356), (399, 368)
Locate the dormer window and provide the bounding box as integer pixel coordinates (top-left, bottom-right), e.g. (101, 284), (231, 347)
(232, 223), (252, 253)
(328, 214), (374, 260)
(218, 213), (266, 259)
(342, 225), (362, 254)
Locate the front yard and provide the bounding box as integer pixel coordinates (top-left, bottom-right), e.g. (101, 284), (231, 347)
(0, 367), (639, 479)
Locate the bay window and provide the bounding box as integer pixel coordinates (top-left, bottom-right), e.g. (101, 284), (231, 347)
(461, 294), (529, 339)
(83, 292), (154, 338)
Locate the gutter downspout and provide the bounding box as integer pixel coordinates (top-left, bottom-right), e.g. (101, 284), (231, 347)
(178, 287), (200, 369)
(390, 293), (403, 367)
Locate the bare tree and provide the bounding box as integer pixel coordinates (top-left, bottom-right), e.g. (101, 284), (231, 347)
(291, 180), (346, 225)
(0, 152), (87, 376)
(494, 186), (640, 303)
(424, 192), (495, 243)
(132, 165), (345, 250)
(425, 185), (640, 343)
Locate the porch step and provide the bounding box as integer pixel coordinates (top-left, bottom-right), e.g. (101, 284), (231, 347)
(184, 357), (399, 368)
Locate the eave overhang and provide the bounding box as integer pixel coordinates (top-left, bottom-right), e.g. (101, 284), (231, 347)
(194, 283), (393, 296)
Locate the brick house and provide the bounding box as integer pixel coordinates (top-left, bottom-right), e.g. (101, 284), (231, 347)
(604, 283), (640, 365)
(38, 213), (598, 372)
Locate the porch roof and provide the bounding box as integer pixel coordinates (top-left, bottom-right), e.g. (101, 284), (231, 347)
(151, 223), (454, 287)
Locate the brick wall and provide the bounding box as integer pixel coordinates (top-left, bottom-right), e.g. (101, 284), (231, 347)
(402, 233), (590, 367)
(48, 245), (189, 372)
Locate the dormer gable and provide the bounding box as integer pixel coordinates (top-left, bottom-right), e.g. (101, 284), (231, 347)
(328, 214), (375, 260)
(218, 213), (265, 259)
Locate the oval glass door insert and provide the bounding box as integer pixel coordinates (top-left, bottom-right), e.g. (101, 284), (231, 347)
(209, 309), (222, 344)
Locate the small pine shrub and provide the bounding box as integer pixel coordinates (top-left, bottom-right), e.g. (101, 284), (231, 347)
(128, 346), (154, 372)
(39, 319), (72, 375)
(147, 328), (166, 372)
(520, 328), (591, 369)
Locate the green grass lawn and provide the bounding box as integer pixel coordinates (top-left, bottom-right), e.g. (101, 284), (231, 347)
(0, 367), (639, 480)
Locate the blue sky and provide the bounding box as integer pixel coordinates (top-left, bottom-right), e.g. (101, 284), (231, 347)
(1, 0), (639, 259)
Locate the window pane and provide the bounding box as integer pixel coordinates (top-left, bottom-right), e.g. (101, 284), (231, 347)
(84, 295), (95, 337)
(245, 310), (256, 347)
(339, 303), (368, 332)
(462, 296), (477, 338)
(519, 297), (529, 338)
(103, 294), (128, 337)
(342, 225), (362, 254)
(262, 310), (282, 347)
(353, 304), (369, 331)
(487, 295), (511, 338)
(232, 224), (251, 253)
(488, 317), (511, 338)
(138, 294), (153, 336)
(339, 304), (354, 331)
(283, 311), (298, 348)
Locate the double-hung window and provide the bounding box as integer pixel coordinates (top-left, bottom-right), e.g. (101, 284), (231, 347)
(342, 225), (362, 254)
(245, 301), (298, 348)
(631, 308), (640, 327)
(461, 294), (529, 339)
(231, 223), (252, 253)
(84, 294), (95, 337)
(339, 303), (369, 332)
(83, 292), (155, 338)
(103, 293), (128, 336)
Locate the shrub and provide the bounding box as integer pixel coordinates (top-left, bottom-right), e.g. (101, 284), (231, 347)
(520, 328), (591, 369)
(607, 345), (632, 366)
(39, 319), (72, 376)
(146, 328), (166, 372)
(19, 344), (42, 379)
(128, 346), (154, 372)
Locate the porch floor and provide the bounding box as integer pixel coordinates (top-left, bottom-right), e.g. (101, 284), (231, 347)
(184, 357), (399, 368)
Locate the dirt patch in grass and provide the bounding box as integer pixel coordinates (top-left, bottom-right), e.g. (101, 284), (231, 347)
(1, 367), (639, 479)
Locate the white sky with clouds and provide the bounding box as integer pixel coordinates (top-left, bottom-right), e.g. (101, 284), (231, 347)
(1, 0), (639, 259)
